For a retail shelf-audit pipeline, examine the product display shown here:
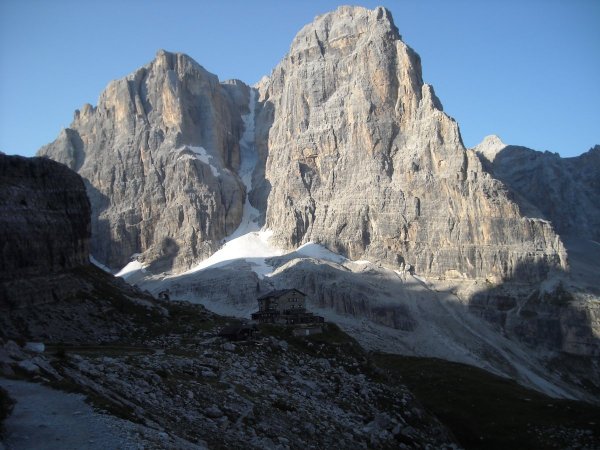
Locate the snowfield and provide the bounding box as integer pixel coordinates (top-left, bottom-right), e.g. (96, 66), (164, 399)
(181, 229), (283, 278)
(115, 260), (145, 280)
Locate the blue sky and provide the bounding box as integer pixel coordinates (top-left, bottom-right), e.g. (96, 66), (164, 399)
(1, 0), (599, 157)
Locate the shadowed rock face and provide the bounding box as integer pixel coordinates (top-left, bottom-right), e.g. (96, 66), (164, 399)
(256, 6), (566, 281)
(474, 135), (600, 242)
(39, 50), (251, 272)
(0, 155), (90, 275)
(0, 154), (90, 307)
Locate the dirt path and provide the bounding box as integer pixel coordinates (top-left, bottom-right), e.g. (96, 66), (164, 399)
(0, 378), (144, 450)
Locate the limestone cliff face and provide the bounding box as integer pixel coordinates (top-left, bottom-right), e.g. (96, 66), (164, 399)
(37, 8), (569, 282)
(0, 154), (90, 308)
(474, 135), (600, 242)
(39, 51), (251, 272)
(257, 6), (565, 281)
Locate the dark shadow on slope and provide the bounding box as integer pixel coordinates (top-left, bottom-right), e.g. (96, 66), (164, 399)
(477, 144), (600, 241)
(467, 249), (600, 401)
(145, 237), (179, 274)
(84, 181), (144, 272)
(248, 95), (274, 227)
(561, 236), (600, 295)
(373, 353), (600, 450)
(63, 128), (86, 173)
(262, 248), (600, 402)
(83, 181), (111, 266)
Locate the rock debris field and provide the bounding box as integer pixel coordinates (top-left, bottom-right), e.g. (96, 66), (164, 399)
(0, 302), (455, 449)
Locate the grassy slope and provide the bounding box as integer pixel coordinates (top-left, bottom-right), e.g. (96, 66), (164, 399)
(372, 353), (600, 449)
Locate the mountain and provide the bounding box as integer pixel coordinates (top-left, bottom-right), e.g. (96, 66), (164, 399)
(257, 6), (565, 282)
(39, 51), (253, 273)
(39, 7), (567, 284)
(35, 6), (599, 404)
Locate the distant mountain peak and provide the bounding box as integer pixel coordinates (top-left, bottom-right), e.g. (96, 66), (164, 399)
(472, 135), (507, 162)
(290, 5), (402, 56)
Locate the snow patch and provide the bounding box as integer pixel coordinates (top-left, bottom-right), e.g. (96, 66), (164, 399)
(189, 146), (220, 177)
(90, 255), (112, 273)
(296, 242), (348, 264)
(239, 88), (257, 189)
(177, 145), (220, 177)
(115, 260), (146, 280)
(228, 88), (261, 240)
(539, 277), (561, 296)
(181, 229), (284, 278)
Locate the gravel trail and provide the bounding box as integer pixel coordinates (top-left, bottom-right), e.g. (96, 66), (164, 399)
(0, 378), (143, 450)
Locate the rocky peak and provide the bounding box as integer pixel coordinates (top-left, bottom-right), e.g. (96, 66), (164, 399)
(39, 50), (252, 272)
(290, 6), (400, 54)
(473, 134), (507, 163)
(257, 5), (565, 281)
(74, 103), (95, 121)
(581, 144), (600, 162)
